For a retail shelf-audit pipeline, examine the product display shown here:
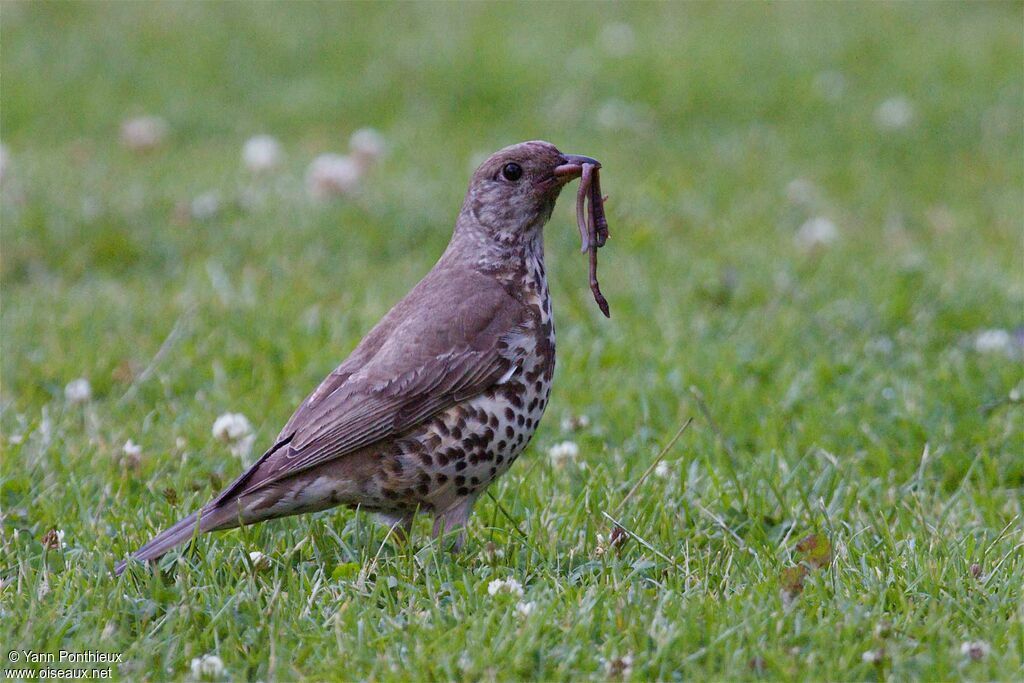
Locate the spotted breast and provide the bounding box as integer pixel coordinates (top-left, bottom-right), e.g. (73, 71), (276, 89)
(366, 236), (555, 534)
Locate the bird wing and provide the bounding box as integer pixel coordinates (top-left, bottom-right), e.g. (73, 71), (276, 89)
(215, 266), (530, 503)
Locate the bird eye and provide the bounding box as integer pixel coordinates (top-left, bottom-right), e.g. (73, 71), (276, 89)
(501, 162), (523, 181)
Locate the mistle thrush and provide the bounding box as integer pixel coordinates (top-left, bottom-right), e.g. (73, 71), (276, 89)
(116, 141), (607, 574)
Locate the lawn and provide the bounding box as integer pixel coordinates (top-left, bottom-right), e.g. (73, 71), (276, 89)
(2, 2), (1022, 681)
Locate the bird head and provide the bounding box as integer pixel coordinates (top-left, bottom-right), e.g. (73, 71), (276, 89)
(460, 140), (600, 246)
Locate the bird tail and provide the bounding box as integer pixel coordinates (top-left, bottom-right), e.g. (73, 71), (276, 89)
(114, 436), (294, 576)
(114, 506), (233, 576)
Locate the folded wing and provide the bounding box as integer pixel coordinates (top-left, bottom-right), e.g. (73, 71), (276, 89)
(213, 267), (528, 504)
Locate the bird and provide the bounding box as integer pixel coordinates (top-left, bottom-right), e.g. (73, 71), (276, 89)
(115, 140), (604, 575)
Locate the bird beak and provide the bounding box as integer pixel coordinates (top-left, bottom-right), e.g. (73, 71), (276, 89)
(553, 154), (601, 179)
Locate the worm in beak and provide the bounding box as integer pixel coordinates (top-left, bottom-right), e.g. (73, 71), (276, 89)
(557, 154), (611, 318)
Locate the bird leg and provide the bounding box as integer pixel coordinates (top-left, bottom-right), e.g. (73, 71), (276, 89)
(431, 495), (479, 551)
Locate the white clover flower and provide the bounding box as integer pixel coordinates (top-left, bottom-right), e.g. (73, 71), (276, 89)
(349, 128), (385, 169)
(242, 135), (283, 173)
(306, 153), (361, 199)
(654, 461), (670, 479)
(973, 329), (1011, 354)
(64, 378), (92, 404)
(874, 96), (914, 131)
(120, 116), (168, 152)
(212, 412), (252, 442)
(861, 648), (885, 664)
(560, 414), (590, 432)
(123, 440), (142, 458)
(599, 22), (636, 56)
(547, 440), (580, 468)
(487, 577), (524, 598)
(248, 550), (271, 570)
(190, 192), (221, 221)
(960, 640), (991, 661)
(190, 654), (226, 679)
(212, 412), (255, 459)
(515, 601), (536, 618)
(795, 216), (838, 250)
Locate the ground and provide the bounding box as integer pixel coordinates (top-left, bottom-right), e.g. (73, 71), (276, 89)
(1, 2), (1022, 681)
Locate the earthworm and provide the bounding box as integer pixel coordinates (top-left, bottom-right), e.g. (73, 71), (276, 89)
(576, 163), (610, 317)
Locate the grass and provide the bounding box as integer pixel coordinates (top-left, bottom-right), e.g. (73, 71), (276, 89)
(2, 2), (1022, 680)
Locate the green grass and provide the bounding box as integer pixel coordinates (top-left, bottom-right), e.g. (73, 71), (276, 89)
(2, 2), (1022, 680)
